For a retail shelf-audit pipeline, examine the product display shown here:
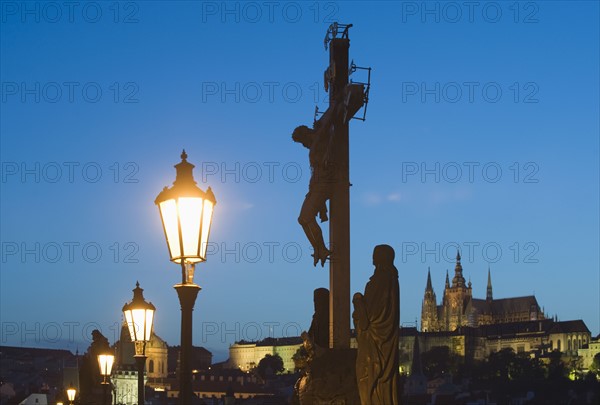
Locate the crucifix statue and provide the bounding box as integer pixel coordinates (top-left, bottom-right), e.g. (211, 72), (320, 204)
(292, 23), (368, 349)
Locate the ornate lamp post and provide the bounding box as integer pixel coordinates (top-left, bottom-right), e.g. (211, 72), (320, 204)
(97, 350), (115, 405)
(122, 282), (155, 405)
(66, 385), (76, 405)
(155, 150), (216, 404)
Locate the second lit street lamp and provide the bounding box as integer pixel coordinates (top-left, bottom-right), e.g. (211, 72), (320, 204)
(97, 349), (115, 405)
(123, 282), (155, 405)
(66, 385), (76, 405)
(155, 150), (216, 405)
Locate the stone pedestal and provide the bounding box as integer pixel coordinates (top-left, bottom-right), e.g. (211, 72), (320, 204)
(294, 348), (359, 405)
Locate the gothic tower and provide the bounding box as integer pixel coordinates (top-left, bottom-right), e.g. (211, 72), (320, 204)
(442, 270), (450, 330)
(421, 268), (438, 332)
(445, 250), (471, 331)
(486, 267), (493, 301)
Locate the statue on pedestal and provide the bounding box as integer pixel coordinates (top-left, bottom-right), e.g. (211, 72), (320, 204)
(353, 245), (400, 405)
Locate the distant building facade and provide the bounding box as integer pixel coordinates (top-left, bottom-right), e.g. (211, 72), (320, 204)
(112, 324), (168, 405)
(168, 345), (212, 375)
(421, 252), (546, 332)
(0, 346), (77, 404)
(577, 335), (600, 371)
(226, 337), (303, 372)
(397, 319), (592, 375)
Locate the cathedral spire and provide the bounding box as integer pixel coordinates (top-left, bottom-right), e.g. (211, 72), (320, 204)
(452, 249), (465, 287)
(486, 266), (493, 301)
(445, 270), (450, 289)
(426, 267), (433, 291)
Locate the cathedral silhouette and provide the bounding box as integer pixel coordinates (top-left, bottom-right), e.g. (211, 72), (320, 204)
(421, 251), (545, 332)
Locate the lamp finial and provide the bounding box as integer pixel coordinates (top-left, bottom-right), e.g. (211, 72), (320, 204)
(181, 149), (188, 161)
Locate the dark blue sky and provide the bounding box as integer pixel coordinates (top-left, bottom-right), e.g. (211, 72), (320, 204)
(1, 1), (598, 361)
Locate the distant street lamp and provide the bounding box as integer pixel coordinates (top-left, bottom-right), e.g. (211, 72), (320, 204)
(155, 150), (216, 405)
(97, 350), (115, 405)
(66, 385), (76, 405)
(122, 282), (155, 405)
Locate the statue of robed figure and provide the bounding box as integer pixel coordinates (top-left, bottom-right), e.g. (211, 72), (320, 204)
(352, 244), (400, 405)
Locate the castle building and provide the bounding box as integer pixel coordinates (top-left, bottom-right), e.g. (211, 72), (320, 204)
(421, 251), (545, 332)
(226, 337), (303, 372)
(398, 319), (591, 376)
(579, 335), (600, 371)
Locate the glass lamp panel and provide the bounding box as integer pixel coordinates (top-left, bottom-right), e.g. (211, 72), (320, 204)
(98, 354), (114, 376)
(124, 310), (136, 341)
(130, 309), (147, 342)
(144, 309), (154, 341)
(105, 354), (114, 375)
(200, 200), (214, 258)
(159, 200), (181, 261)
(67, 389), (76, 401)
(178, 197), (203, 260)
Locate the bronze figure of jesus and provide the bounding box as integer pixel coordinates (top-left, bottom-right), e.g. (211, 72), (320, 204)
(293, 84), (365, 267)
(292, 104), (338, 267)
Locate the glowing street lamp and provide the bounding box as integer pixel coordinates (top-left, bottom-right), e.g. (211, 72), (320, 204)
(155, 150), (216, 280)
(155, 150), (216, 405)
(98, 350), (115, 405)
(122, 282), (155, 405)
(66, 385), (76, 405)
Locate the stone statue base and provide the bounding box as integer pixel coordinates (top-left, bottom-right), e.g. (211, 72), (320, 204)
(293, 348), (360, 405)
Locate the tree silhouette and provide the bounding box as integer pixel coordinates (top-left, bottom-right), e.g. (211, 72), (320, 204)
(420, 346), (459, 379)
(256, 354), (284, 380)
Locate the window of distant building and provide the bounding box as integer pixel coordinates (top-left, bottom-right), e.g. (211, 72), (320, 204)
(568, 339), (572, 351)
(517, 345), (525, 354)
(557, 340), (561, 351)
(149, 360), (154, 373)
